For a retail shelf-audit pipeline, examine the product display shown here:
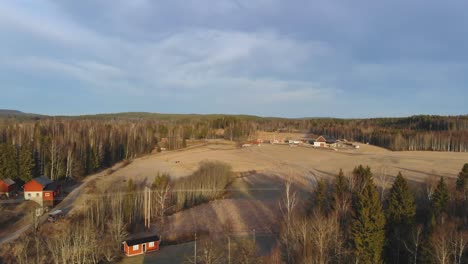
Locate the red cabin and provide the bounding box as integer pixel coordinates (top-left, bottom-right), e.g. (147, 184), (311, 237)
(122, 235), (161, 257)
(0, 178), (16, 198)
(23, 176), (60, 207)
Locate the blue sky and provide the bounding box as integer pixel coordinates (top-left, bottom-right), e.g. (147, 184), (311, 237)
(0, 0), (467, 117)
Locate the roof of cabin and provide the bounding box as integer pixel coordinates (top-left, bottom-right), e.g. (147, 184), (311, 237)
(315, 136), (327, 142)
(44, 182), (59, 191)
(1, 178), (15, 186)
(124, 235), (160, 246)
(32, 176), (53, 187)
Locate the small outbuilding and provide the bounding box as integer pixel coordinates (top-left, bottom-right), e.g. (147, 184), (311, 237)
(0, 178), (16, 198)
(122, 235), (161, 257)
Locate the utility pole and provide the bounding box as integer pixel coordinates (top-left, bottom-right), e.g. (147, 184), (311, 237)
(194, 232), (197, 264)
(148, 186), (151, 230)
(252, 228), (256, 244)
(228, 235), (231, 264)
(144, 186), (151, 230)
(144, 186), (147, 229)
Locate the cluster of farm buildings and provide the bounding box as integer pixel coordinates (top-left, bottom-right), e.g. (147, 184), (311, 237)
(244, 135), (360, 149)
(0, 175), (61, 206)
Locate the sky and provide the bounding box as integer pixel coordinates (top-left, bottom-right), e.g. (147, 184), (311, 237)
(0, 0), (467, 118)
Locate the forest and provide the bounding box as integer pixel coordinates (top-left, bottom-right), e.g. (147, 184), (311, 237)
(4, 163), (465, 263)
(274, 164), (468, 264)
(0, 161), (238, 263)
(0, 113), (467, 183)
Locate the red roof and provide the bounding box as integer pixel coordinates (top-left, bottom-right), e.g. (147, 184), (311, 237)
(316, 136), (327, 142)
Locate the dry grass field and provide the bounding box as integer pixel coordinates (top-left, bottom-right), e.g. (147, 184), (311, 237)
(82, 141), (468, 243)
(102, 141), (466, 183)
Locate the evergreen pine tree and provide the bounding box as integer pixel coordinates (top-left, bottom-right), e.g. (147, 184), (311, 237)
(17, 144), (34, 182)
(353, 165), (373, 193)
(350, 166), (386, 264)
(456, 163), (468, 197)
(385, 172), (416, 264)
(430, 177), (449, 221)
(0, 144), (6, 178)
(455, 163), (468, 222)
(0, 144), (19, 179)
(332, 168), (349, 213)
(312, 178), (327, 214)
(335, 168), (348, 200)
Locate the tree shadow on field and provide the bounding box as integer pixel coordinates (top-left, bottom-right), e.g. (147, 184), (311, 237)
(162, 200), (220, 243)
(393, 166), (448, 178)
(313, 169), (338, 179)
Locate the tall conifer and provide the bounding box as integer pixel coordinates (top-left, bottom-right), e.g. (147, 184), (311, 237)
(312, 178), (327, 214)
(335, 168), (348, 200)
(456, 163), (468, 196)
(350, 166), (386, 264)
(18, 144), (34, 182)
(385, 172), (416, 264)
(430, 177), (449, 220)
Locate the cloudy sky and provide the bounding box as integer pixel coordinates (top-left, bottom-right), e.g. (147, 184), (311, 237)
(0, 0), (467, 117)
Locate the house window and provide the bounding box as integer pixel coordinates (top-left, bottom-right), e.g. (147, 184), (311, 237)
(45, 193), (50, 197)
(133, 245), (139, 250)
(28, 193), (31, 197)
(149, 242), (154, 247)
(36, 193), (39, 197)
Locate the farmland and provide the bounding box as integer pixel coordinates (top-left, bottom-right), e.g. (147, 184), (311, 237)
(61, 140), (467, 263)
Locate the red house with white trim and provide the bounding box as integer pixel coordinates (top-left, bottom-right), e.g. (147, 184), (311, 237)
(0, 178), (16, 198)
(122, 235), (161, 257)
(23, 176), (60, 207)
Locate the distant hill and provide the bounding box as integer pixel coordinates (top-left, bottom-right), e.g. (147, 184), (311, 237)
(0, 109), (45, 119)
(59, 112), (272, 122)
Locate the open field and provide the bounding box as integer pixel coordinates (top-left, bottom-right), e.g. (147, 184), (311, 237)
(93, 140), (467, 262)
(99, 141), (467, 185)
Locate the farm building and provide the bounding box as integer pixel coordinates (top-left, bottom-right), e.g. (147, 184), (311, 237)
(122, 235), (161, 257)
(288, 140), (301, 144)
(314, 136), (327, 147)
(23, 176), (60, 207)
(0, 178), (16, 198)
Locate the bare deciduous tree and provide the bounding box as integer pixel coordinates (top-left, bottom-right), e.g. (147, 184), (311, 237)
(377, 166), (392, 200)
(431, 225), (451, 264)
(309, 212), (341, 264)
(279, 178), (298, 264)
(404, 225), (423, 264)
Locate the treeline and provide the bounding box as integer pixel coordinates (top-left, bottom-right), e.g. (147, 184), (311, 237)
(0, 114), (466, 183)
(69, 114), (468, 152)
(305, 116), (468, 152)
(279, 164), (468, 264)
(0, 119), (185, 182)
(0, 116), (258, 181)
